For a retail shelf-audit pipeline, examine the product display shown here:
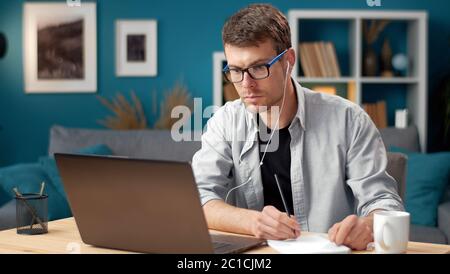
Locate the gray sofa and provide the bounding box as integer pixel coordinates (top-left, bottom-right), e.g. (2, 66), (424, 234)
(379, 126), (450, 244)
(0, 124), (449, 245)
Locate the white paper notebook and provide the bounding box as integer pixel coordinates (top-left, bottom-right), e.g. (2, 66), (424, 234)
(268, 234), (351, 254)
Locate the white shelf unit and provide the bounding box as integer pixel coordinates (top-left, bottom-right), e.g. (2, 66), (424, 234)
(288, 10), (428, 152)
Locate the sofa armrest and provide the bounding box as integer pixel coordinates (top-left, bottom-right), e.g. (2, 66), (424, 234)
(379, 126), (421, 152)
(438, 201), (450, 243)
(386, 152), (407, 201)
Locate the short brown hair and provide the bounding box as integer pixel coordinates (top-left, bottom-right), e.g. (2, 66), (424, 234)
(222, 4), (291, 54)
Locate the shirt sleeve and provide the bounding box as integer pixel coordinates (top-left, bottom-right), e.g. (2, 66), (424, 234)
(345, 110), (405, 217)
(191, 108), (234, 206)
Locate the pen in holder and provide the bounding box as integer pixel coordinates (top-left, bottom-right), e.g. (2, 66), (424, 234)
(14, 185), (48, 235)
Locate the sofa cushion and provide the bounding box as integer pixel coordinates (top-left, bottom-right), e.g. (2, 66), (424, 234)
(39, 144), (113, 200)
(0, 163), (71, 221)
(0, 186), (10, 207)
(410, 224), (447, 245)
(76, 144), (113, 155)
(390, 147), (450, 227)
(48, 125), (201, 162)
(0, 200), (17, 230)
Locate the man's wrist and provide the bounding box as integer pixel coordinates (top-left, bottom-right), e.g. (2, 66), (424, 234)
(244, 209), (261, 236)
(363, 209), (385, 233)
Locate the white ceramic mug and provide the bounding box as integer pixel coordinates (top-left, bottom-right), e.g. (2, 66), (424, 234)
(373, 211), (410, 254)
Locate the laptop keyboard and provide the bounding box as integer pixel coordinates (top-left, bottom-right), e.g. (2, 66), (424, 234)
(213, 241), (232, 250)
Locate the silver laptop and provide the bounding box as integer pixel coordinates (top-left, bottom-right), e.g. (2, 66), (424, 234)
(54, 153), (265, 254)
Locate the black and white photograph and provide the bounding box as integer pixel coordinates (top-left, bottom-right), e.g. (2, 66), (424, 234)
(127, 34), (146, 62)
(116, 20), (157, 77)
(37, 17), (84, 79)
(23, 3), (97, 93)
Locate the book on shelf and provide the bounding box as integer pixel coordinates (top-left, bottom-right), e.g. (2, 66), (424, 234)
(326, 42), (341, 77)
(299, 43), (313, 77)
(298, 44), (311, 77)
(371, 104), (379, 127)
(298, 41), (341, 78)
(307, 43), (320, 77)
(319, 42), (332, 77)
(363, 101), (388, 129)
(347, 82), (356, 103)
(314, 42), (327, 77)
(377, 101), (387, 129)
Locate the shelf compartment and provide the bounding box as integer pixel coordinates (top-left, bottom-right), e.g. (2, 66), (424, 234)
(297, 19), (354, 78)
(301, 81), (357, 103)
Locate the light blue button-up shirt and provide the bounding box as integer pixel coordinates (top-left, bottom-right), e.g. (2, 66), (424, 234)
(192, 79), (404, 233)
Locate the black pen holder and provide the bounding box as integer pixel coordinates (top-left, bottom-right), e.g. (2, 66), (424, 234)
(15, 194), (48, 235)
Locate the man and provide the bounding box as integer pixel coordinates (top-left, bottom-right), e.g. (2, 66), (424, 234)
(191, 4), (404, 251)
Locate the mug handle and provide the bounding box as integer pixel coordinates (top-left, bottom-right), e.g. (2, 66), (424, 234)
(376, 220), (391, 251)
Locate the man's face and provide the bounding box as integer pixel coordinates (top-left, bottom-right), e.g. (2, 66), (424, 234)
(224, 40), (289, 113)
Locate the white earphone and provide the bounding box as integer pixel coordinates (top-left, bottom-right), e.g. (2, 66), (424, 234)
(225, 61), (291, 204)
(258, 61), (290, 167)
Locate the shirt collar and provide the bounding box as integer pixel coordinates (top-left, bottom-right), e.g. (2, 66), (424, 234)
(292, 78), (306, 130)
(243, 77), (306, 131)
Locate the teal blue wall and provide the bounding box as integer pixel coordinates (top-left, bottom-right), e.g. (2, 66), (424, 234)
(0, 0), (449, 166)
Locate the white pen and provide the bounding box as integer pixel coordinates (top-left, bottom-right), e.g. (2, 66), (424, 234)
(39, 181), (45, 196)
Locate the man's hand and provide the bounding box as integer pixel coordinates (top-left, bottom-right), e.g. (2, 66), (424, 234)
(251, 206), (301, 240)
(328, 214), (374, 251)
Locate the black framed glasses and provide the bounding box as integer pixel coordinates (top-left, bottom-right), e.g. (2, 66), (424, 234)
(223, 49), (288, 83)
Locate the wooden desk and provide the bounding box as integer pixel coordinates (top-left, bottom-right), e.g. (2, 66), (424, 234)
(0, 218), (449, 254)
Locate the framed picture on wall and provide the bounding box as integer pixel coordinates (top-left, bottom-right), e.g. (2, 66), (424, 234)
(116, 20), (157, 77)
(23, 2), (97, 93)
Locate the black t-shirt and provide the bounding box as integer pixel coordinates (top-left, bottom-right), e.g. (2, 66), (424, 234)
(257, 115), (294, 215)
